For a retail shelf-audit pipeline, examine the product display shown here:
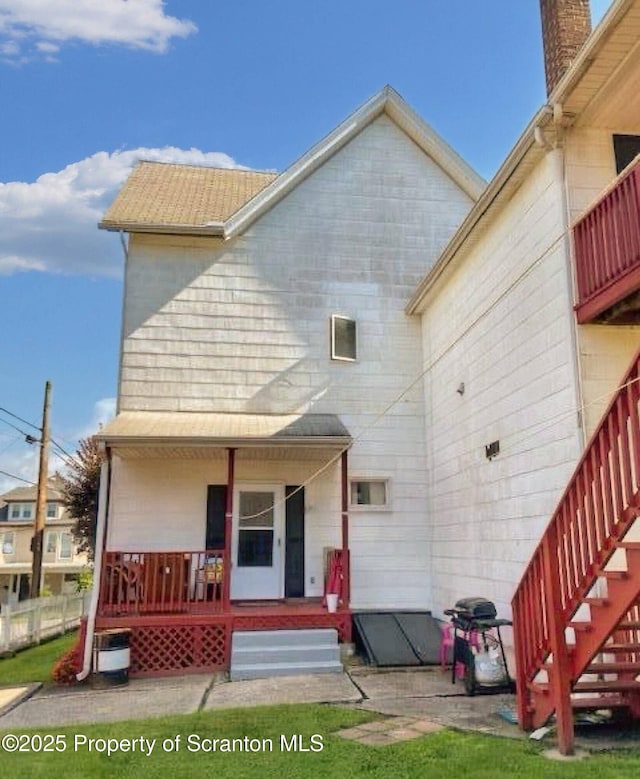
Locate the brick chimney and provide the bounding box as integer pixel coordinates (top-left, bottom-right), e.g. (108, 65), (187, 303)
(539, 0), (592, 95)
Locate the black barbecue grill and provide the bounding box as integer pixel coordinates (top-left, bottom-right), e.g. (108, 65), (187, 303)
(444, 597), (514, 695)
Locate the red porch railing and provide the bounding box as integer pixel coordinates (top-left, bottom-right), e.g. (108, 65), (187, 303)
(573, 157), (640, 323)
(512, 347), (640, 744)
(324, 548), (350, 609)
(99, 550), (226, 615)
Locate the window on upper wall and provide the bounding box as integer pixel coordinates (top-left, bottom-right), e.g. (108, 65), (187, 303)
(46, 502), (57, 519)
(46, 532), (57, 555)
(613, 134), (640, 174)
(1, 532), (15, 555)
(350, 479), (389, 509)
(59, 533), (73, 560)
(331, 315), (357, 361)
(9, 503), (33, 520)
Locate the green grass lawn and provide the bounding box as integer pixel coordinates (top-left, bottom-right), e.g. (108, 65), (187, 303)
(2, 640), (640, 777)
(1, 704), (640, 778)
(0, 631), (77, 686)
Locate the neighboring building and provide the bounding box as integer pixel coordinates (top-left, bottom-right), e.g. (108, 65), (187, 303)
(407, 0), (640, 620)
(92, 86), (484, 676)
(406, 0), (640, 751)
(0, 476), (89, 604)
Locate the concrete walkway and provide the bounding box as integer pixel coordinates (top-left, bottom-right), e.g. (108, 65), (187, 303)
(0, 666), (639, 752)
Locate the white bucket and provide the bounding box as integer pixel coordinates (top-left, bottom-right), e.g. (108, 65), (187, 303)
(326, 593), (338, 613)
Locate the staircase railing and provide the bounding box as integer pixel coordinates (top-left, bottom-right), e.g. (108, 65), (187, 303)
(512, 347), (640, 729)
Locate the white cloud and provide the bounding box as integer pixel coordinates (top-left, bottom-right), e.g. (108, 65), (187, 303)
(0, 147), (239, 277)
(35, 41), (60, 54)
(0, 0), (196, 62)
(81, 397), (116, 438)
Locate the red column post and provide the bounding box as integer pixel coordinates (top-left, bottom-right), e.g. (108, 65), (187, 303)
(341, 449), (350, 607)
(223, 448), (236, 609)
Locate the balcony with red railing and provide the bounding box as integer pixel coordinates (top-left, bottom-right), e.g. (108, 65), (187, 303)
(573, 157), (640, 324)
(99, 550), (226, 616)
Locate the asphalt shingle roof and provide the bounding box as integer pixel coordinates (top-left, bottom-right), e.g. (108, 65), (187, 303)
(100, 163), (277, 231)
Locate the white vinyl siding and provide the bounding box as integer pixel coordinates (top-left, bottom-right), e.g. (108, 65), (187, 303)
(420, 149), (583, 619)
(114, 115), (476, 609)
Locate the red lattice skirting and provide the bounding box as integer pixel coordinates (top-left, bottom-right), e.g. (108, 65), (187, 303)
(96, 610), (350, 677)
(129, 622), (229, 676)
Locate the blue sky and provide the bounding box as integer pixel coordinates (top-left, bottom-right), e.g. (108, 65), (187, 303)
(0, 0), (613, 491)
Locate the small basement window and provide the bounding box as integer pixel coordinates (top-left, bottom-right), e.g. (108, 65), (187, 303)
(331, 315), (357, 361)
(350, 479), (389, 509)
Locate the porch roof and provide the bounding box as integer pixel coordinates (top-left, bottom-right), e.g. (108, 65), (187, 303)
(95, 411), (351, 458)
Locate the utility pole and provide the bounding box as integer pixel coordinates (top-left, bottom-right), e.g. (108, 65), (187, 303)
(30, 381), (51, 599)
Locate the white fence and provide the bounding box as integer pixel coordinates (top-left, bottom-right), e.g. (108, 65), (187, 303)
(0, 592), (90, 653)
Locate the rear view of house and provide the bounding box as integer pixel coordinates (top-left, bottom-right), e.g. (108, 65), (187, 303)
(90, 87), (484, 677)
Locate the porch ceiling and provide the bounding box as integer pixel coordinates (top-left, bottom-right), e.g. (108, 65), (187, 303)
(95, 411), (351, 460)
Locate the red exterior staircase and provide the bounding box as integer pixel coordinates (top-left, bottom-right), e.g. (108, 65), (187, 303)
(512, 347), (640, 754)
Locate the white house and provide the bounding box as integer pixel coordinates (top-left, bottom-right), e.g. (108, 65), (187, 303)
(91, 87), (484, 677)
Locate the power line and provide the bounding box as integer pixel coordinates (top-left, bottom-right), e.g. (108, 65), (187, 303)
(0, 416), (34, 440)
(0, 404), (78, 462)
(50, 448), (78, 470)
(51, 438), (75, 460)
(0, 469), (36, 486)
(0, 406), (40, 432)
(0, 436), (23, 456)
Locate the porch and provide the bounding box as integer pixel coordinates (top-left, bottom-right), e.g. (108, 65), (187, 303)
(96, 548), (351, 677)
(93, 411), (355, 677)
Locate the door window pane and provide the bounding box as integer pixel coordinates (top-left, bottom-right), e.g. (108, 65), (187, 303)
(238, 530), (274, 567)
(239, 491), (274, 529)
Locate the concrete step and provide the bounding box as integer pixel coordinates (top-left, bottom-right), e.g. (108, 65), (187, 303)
(230, 628), (342, 681)
(233, 643), (340, 667)
(232, 628), (337, 649)
(230, 660), (343, 681)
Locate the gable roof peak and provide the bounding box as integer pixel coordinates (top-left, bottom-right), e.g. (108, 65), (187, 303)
(225, 85), (486, 238)
(100, 86), (485, 239)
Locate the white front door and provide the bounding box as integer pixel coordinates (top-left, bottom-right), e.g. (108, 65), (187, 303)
(230, 483), (284, 600)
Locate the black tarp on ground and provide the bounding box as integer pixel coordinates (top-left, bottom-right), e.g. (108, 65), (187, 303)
(352, 611), (442, 667)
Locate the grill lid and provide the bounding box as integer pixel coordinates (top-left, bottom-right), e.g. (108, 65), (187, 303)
(453, 597), (497, 620)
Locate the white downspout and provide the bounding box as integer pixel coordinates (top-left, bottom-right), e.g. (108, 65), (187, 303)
(77, 452), (111, 681)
